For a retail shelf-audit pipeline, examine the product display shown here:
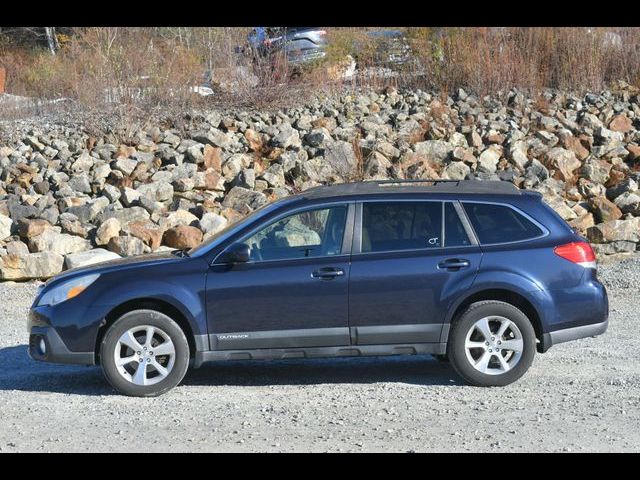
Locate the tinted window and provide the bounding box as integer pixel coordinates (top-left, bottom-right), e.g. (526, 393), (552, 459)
(244, 206), (347, 261)
(444, 202), (471, 247)
(362, 202), (442, 253)
(463, 203), (543, 244)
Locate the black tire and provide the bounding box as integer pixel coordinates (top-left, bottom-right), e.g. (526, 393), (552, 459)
(100, 310), (190, 397)
(447, 301), (536, 387)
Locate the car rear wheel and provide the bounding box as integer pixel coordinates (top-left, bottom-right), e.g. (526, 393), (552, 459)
(100, 310), (190, 397)
(448, 301), (536, 387)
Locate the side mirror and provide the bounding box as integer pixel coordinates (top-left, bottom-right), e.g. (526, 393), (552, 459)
(223, 243), (251, 263)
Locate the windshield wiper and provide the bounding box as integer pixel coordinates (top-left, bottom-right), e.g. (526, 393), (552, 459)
(172, 248), (191, 258)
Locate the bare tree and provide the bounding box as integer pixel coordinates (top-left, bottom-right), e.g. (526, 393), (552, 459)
(44, 27), (60, 55)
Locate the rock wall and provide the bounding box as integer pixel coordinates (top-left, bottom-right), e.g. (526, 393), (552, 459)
(1, 85), (640, 279)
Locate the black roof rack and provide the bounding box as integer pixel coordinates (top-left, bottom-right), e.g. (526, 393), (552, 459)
(302, 179), (522, 198)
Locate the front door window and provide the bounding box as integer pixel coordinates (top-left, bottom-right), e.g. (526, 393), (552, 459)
(243, 206), (348, 261)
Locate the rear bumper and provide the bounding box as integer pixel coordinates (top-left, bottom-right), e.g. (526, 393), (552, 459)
(540, 318), (609, 352)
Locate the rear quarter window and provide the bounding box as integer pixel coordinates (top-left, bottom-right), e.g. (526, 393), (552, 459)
(462, 202), (544, 244)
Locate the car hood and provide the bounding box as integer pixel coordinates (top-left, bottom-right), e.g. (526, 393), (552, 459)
(46, 250), (182, 285)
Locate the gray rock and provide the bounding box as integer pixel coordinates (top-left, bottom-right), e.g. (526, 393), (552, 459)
(192, 129), (232, 149)
(121, 187), (141, 207)
(587, 217), (640, 243)
(580, 159), (611, 185)
(136, 182), (174, 202)
(65, 248), (121, 270)
(273, 125), (301, 149)
(441, 161), (470, 180)
(260, 164), (286, 188)
(477, 146), (502, 173)
(98, 206), (150, 226)
(107, 236), (146, 257)
(301, 157), (334, 183)
(102, 184), (121, 203)
(0, 215), (12, 241)
(68, 174), (92, 193)
(614, 192), (640, 216)
(29, 229), (91, 256)
(607, 178), (638, 201)
(95, 217), (121, 246)
(221, 187), (268, 212)
(157, 209), (199, 230)
(323, 141), (358, 179)
(113, 158), (138, 176)
(413, 140), (454, 163)
(200, 213), (228, 236)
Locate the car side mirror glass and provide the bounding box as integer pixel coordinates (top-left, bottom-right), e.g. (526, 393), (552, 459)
(224, 243), (251, 263)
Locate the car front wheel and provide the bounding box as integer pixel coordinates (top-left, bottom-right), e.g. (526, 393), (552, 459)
(448, 301), (536, 387)
(100, 310), (190, 397)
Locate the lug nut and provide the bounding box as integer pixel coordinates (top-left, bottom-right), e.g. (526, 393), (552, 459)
(149, 351), (153, 355)
(488, 348), (493, 352)
(138, 358), (143, 363)
(136, 351), (141, 355)
(497, 341), (502, 345)
(491, 337), (495, 341)
(485, 341), (490, 346)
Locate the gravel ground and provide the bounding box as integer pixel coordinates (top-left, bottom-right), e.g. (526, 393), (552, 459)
(1, 256), (639, 452)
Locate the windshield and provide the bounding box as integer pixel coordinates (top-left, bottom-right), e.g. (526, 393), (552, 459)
(188, 197), (296, 257)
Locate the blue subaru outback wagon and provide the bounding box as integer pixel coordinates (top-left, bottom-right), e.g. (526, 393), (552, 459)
(28, 180), (609, 396)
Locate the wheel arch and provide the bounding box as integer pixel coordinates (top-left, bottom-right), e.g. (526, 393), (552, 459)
(95, 298), (199, 363)
(445, 288), (544, 351)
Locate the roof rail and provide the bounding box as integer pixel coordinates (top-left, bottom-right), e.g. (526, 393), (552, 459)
(364, 179), (463, 185)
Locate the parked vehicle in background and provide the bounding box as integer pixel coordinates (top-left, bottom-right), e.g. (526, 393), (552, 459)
(247, 27), (328, 66)
(357, 30), (413, 68)
(28, 180), (608, 397)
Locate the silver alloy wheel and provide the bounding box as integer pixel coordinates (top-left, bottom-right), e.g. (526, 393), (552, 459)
(114, 325), (176, 386)
(464, 316), (524, 376)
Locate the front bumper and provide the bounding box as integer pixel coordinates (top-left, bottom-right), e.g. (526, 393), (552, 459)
(29, 326), (95, 365)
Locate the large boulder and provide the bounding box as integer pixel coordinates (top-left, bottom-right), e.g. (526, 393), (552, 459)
(589, 196), (622, 223)
(221, 187), (268, 213)
(28, 229), (91, 256)
(122, 220), (164, 251)
(200, 213), (228, 236)
(107, 236), (146, 257)
(0, 251), (64, 280)
(413, 140), (454, 163)
(157, 209), (199, 230)
(65, 249), (121, 270)
(16, 218), (53, 239)
(545, 147), (581, 182)
(95, 218), (122, 246)
(614, 192), (640, 216)
(163, 226), (203, 249)
(586, 217), (640, 243)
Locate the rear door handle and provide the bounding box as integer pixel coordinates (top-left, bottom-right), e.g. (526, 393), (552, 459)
(311, 267), (345, 279)
(438, 259), (470, 270)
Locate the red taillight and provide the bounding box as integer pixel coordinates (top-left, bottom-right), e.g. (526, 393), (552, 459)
(554, 242), (597, 268)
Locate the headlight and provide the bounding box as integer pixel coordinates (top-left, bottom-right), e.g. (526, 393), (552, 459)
(37, 274), (100, 307)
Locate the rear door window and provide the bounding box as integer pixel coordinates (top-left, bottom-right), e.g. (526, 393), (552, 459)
(361, 202), (442, 253)
(462, 202), (543, 244)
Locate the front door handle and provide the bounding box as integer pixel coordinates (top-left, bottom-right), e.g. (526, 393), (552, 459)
(438, 259), (470, 270)
(311, 267), (345, 279)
